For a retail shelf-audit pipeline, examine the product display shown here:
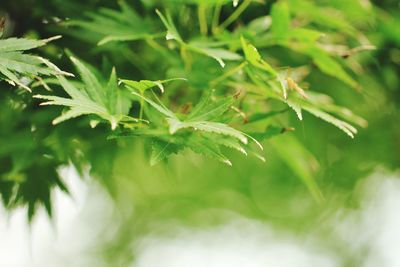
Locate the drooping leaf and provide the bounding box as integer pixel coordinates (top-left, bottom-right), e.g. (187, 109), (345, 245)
(168, 119), (248, 144)
(302, 105), (358, 138)
(186, 137), (233, 166)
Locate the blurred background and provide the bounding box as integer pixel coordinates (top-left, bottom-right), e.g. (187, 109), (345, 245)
(0, 0), (399, 266)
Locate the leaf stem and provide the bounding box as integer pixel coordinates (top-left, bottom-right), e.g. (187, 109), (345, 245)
(180, 45), (192, 72)
(198, 4), (208, 36)
(139, 91), (144, 128)
(219, 0), (252, 30)
(212, 3), (222, 35)
(210, 61), (247, 86)
(145, 38), (166, 53)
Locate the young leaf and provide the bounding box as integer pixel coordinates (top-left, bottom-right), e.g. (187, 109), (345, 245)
(120, 78), (186, 94)
(241, 36), (277, 76)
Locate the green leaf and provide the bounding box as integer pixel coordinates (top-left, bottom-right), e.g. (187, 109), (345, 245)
(120, 78), (186, 94)
(279, 93), (358, 137)
(241, 36), (277, 76)
(126, 87), (264, 166)
(156, 10), (241, 67)
(70, 56), (105, 105)
(302, 105), (358, 138)
(206, 135), (248, 155)
(34, 57), (134, 129)
(132, 90), (256, 145)
(270, 1), (291, 37)
(306, 47), (357, 88)
(130, 91), (178, 119)
(306, 92), (367, 128)
(0, 35), (61, 53)
(189, 41), (242, 67)
(106, 67), (118, 114)
(168, 119), (248, 144)
(186, 92), (235, 121)
(156, 9), (183, 42)
(0, 36), (71, 91)
(65, 2), (157, 46)
(267, 1), (358, 88)
(150, 140), (182, 166)
(287, 0), (356, 35)
(271, 134), (324, 203)
(186, 137), (233, 166)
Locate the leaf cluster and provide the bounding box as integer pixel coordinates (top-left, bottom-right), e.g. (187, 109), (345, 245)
(1, 0), (396, 220)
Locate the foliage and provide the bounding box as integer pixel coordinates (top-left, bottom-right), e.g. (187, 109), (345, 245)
(0, 0), (399, 263)
(0, 35), (72, 91)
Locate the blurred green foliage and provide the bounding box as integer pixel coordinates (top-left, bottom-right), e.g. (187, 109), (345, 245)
(0, 0), (399, 264)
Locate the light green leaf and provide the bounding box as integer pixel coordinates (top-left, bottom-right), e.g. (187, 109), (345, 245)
(168, 119), (248, 144)
(131, 91), (178, 119)
(35, 58), (134, 129)
(0, 36), (70, 91)
(156, 9), (183, 42)
(156, 10), (240, 67)
(187, 92), (235, 121)
(70, 56), (105, 105)
(241, 36), (277, 76)
(120, 78), (186, 94)
(0, 36), (61, 53)
(189, 41), (242, 67)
